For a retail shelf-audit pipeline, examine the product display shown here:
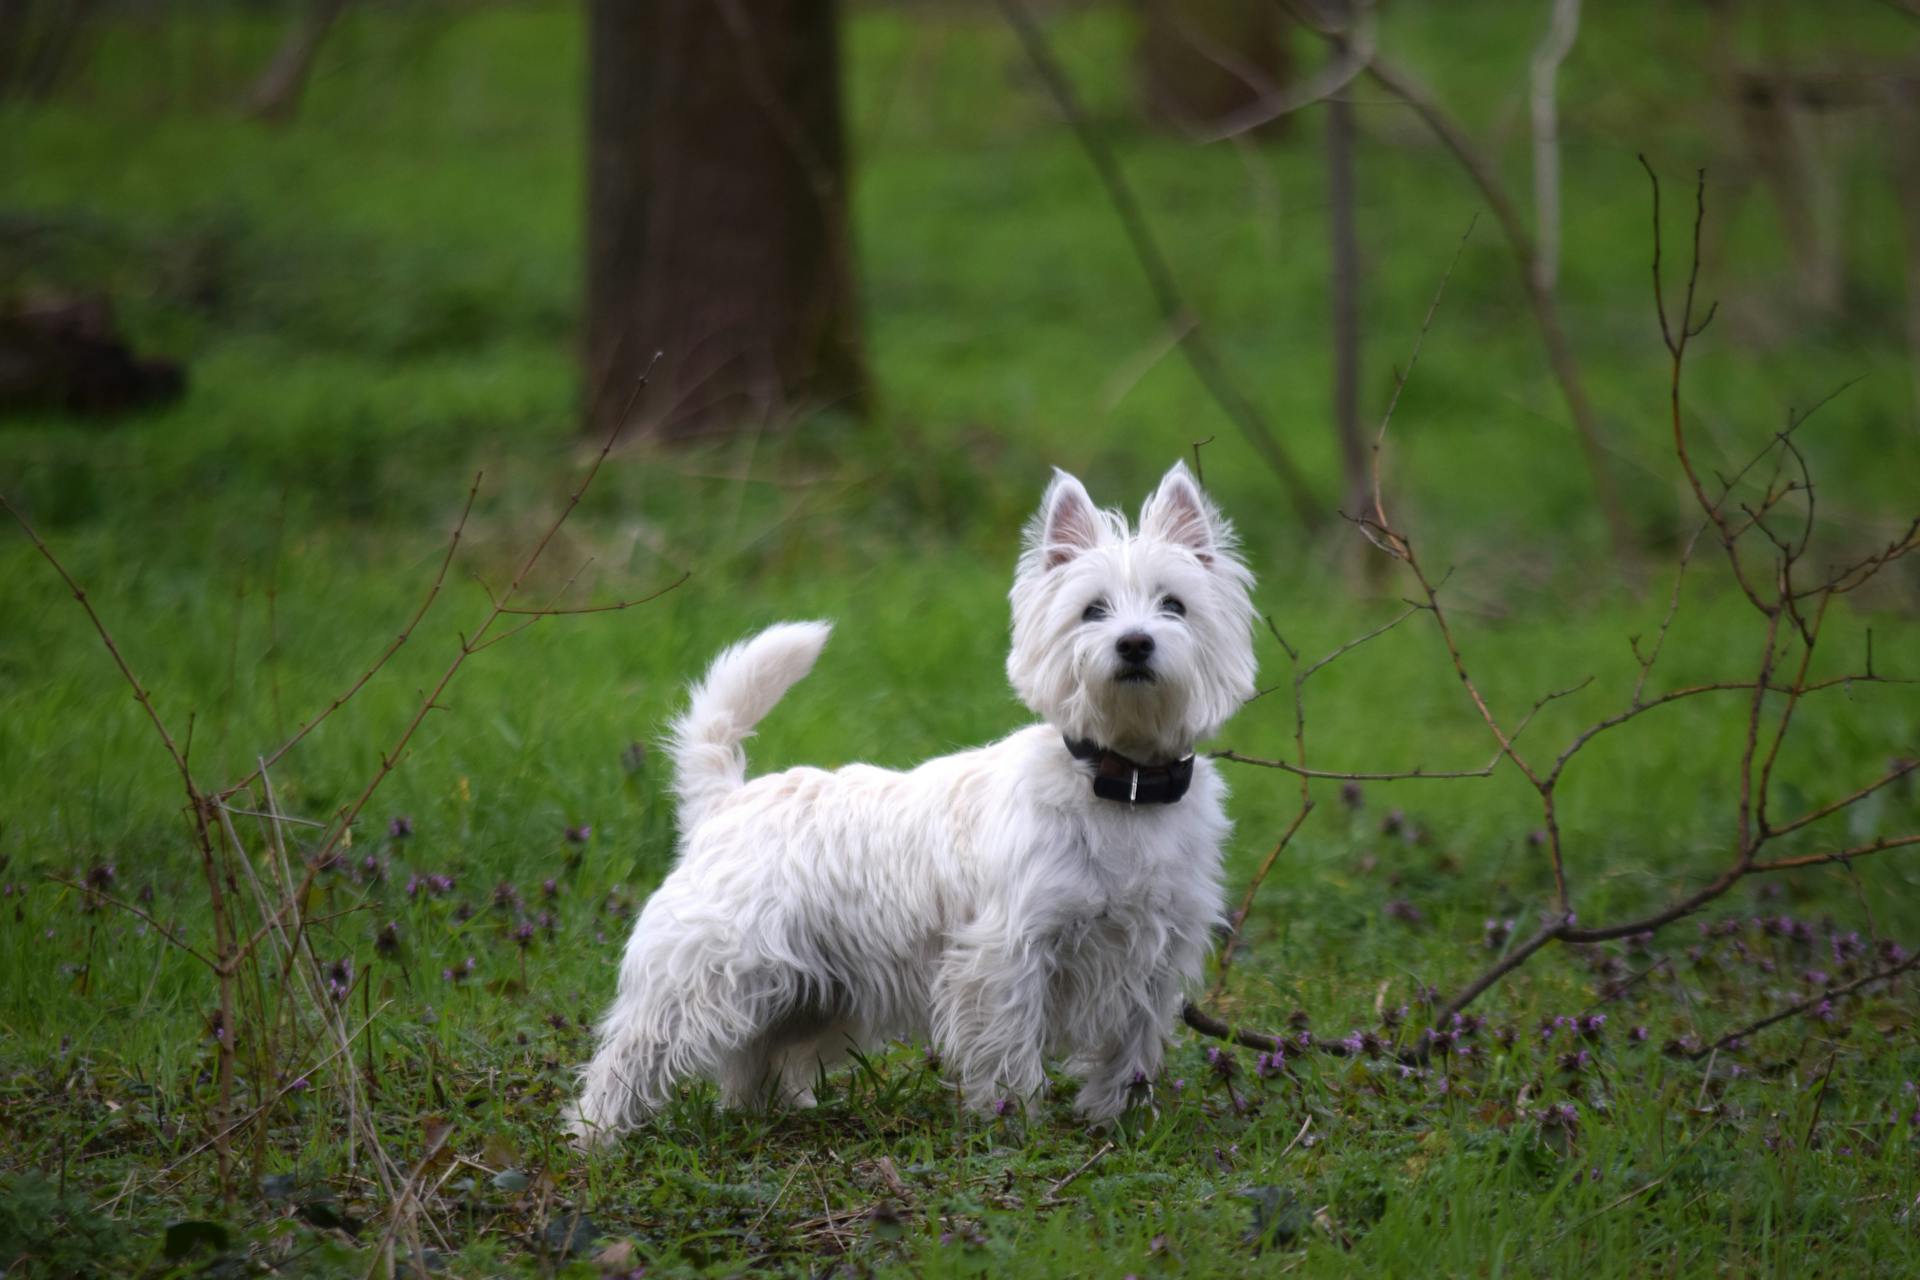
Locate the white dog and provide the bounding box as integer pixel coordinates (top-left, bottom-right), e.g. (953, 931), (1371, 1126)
(569, 462), (1256, 1143)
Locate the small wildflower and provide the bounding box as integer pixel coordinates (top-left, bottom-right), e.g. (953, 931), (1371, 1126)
(1579, 1013), (1607, 1039)
(492, 881), (522, 912)
(992, 1098), (1013, 1117)
(388, 815), (413, 840)
(375, 921), (401, 956)
(1629, 1025), (1649, 1042)
(542, 878), (559, 899)
(287, 1076), (310, 1094)
(1484, 918), (1513, 950)
(512, 921), (536, 949)
(1808, 998), (1835, 1023)
(1255, 1051), (1286, 1078)
(324, 956), (354, 1002)
(1558, 1049), (1592, 1074)
(1340, 781), (1364, 810)
(1381, 809), (1406, 837)
(565, 824), (593, 845)
(1384, 898), (1424, 926)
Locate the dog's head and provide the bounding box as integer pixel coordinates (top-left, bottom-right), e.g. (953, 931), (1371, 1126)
(1007, 462), (1257, 760)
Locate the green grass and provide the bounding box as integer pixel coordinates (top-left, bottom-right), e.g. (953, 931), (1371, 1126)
(3, 1), (1920, 1275)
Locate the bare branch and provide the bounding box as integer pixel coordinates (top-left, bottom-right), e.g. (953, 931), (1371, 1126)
(993, 0), (1321, 528)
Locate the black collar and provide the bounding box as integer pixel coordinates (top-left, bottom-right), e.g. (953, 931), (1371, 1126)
(1063, 736), (1195, 805)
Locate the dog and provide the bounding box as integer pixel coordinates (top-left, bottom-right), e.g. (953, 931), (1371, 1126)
(568, 462), (1256, 1144)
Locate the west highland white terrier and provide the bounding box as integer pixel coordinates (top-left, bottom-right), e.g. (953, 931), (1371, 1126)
(569, 462), (1257, 1144)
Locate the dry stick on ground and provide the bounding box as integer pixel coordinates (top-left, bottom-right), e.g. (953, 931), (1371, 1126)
(993, 0), (1320, 530)
(1184, 164), (1919, 1065)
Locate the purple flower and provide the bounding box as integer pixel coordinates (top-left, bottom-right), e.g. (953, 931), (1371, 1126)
(1255, 1050), (1286, 1078)
(1384, 899), (1424, 926)
(1629, 1025), (1649, 1043)
(512, 921), (536, 950)
(992, 1098), (1013, 1117)
(388, 815), (413, 840)
(1579, 1013), (1607, 1039)
(1340, 781), (1364, 810)
(1808, 999), (1835, 1023)
(324, 956), (354, 1003)
(375, 921), (401, 956)
(1558, 1049), (1592, 1074)
(565, 824), (593, 845)
(1484, 918), (1514, 950)
(542, 878), (559, 899)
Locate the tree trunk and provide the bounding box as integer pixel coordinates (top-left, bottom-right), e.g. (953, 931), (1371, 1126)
(584, 0), (867, 440)
(1139, 0), (1293, 137)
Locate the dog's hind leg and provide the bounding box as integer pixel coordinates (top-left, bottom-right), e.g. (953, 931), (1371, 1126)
(769, 1017), (864, 1106)
(568, 968), (783, 1145)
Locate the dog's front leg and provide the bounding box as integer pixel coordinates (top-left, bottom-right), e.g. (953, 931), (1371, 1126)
(1069, 967), (1184, 1122)
(930, 926), (1053, 1112)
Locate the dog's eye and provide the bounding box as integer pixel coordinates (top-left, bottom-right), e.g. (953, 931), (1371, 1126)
(1081, 599), (1110, 623)
(1161, 595), (1186, 617)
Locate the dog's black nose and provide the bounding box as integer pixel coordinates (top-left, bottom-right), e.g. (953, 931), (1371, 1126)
(1116, 632), (1155, 664)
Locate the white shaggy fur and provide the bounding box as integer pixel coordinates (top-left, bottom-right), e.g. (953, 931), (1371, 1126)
(569, 463), (1257, 1144)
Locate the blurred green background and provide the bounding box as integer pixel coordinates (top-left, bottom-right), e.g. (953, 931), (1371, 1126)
(2, 2), (1919, 1275)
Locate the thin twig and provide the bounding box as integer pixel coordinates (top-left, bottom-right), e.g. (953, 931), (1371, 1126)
(993, 0), (1319, 528)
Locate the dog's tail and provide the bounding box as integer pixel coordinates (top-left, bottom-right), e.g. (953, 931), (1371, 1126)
(667, 621), (832, 828)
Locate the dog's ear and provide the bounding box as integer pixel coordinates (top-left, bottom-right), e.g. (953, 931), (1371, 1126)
(1140, 461), (1218, 564)
(1035, 469), (1102, 570)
